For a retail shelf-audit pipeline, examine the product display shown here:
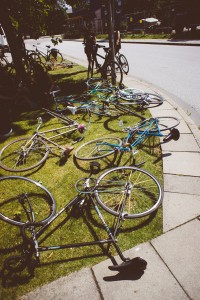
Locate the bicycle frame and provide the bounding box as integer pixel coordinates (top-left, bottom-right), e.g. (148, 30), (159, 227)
(95, 46), (112, 71)
(96, 118), (165, 153)
(32, 44), (51, 60)
(18, 110), (89, 163)
(22, 185), (130, 263)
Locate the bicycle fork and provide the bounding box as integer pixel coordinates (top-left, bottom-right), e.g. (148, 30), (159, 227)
(91, 196), (130, 263)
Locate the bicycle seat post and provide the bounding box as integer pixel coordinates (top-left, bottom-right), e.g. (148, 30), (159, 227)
(36, 117), (43, 132)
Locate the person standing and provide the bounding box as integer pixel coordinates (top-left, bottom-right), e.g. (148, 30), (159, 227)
(83, 29), (97, 77)
(114, 29), (121, 55)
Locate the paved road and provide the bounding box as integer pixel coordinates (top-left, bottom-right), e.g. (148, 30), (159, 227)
(25, 38), (200, 127)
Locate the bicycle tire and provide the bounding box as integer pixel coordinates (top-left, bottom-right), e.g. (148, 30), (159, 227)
(0, 176), (56, 226)
(95, 166), (163, 219)
(118, 88), (144, 100)
(0, 137), (49, 172)
(137, 117), (180, 133)
(119, 91), (163, 108)
(48, 50), (63, 64)
(132, 93), (164, 108)
(28, 52), (42, 63)
(74, 137), (122, 161)
(118, 54), (129, 75)
(104, 61), (123, 86)
(86, 77), (112, 92)
(89, 103), (120, 117)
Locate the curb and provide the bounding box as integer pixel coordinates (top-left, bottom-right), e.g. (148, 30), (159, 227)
(63, 38), (200, 47)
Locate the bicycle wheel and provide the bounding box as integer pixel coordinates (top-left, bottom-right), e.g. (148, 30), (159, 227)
(89, 103), (120, 117)
(137, 117), (180, 133)
(118, 54), (129, 75)
(0, 137), (49, 172)
(74, 137), (122, 161)
(0, 176), (56, 226)
(104, 61), (123, 86)
(28, 52), (42, 63)
(48, 50), (63, 64)
(119, 88), (144, 100)
(119, 91), (163, 108)
(132, 93), (164, 108)
(86, 77), (112, 92)
(95, 166), (163, 219)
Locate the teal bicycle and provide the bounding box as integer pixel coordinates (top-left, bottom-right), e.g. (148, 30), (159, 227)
(74, 116), (180, 160)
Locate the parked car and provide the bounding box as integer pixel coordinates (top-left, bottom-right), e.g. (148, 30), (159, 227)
(0, 25), (9, 52)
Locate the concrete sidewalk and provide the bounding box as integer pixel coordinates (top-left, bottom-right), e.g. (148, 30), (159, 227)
(21, 63), (200, 300)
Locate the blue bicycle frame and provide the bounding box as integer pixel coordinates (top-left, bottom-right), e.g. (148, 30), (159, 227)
(96, 118), (164, 153)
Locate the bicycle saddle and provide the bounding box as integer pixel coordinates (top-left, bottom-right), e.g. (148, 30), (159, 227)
(103, 47), (110, 53)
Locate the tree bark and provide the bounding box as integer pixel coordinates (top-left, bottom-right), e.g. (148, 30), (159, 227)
(0, 0), (26, 83)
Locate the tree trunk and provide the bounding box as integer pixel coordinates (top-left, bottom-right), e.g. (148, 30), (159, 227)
(0, 0), (26, 83)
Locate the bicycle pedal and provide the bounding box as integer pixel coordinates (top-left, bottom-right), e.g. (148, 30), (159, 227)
(131, 150), (139, 156)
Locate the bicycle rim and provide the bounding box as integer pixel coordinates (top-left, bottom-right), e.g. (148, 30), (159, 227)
(95, 166), (163, 218)
(74, 137), (122, 160)
(86, 77), (112, 92)
(0, 176), (56, 226)
(134, 93), (163, 108)
(119, 54), (129, 74)
(89, 104), (120, 117)
(105, 61), (123, 86)
(28, 52), (42, 63)
(119, 88), (145, 101)
(138, 117), (180, 133)
(0, 137), (49, 172)
(48, 51), (63, 64)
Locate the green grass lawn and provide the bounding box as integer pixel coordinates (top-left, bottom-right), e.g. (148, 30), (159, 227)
(97, 32), (171, 40)
(0, 63), (163, 299)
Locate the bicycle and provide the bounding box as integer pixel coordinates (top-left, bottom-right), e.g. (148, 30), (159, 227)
(30, 43), (63, 68)
(51, 88), (145, 119)
(0, 162), (162, 273)
(0, 109), (90, 172)
(115, 51), (129, 75)
(0, 48), (15, 74)
(74, 116), (180, 161)
(90, 44), (123, 86)
(85, 78), (164, 109)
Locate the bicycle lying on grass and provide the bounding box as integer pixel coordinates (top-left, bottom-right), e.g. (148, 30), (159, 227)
(0, 162), (162, 273)
(51, 89), (146, 119)
(0, 109), (90, 172)
(51, 77), (162, 119)
(74, 116), (180, 161)
(86, 78), (164, 109)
